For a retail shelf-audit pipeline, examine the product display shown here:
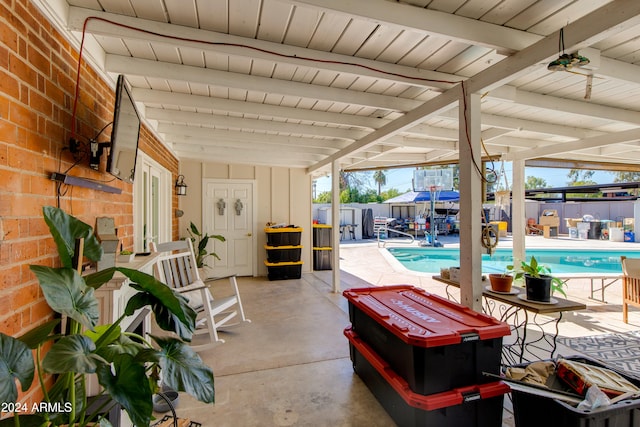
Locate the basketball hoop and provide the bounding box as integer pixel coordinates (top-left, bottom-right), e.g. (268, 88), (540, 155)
(413, 169), (453, 192)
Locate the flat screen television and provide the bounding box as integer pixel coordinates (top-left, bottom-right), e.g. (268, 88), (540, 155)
(106, 75), (141, 184)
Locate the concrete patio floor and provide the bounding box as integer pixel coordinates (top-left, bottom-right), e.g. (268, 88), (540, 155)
(159, 234), (640, 427)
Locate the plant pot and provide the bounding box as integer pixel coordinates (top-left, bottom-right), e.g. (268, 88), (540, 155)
(198, 266), (215, 280)
(488, 274), (513, 293)
(153, 390), (179, 413)
(117, 253), (135, 263)
(524, 274), (552, 302)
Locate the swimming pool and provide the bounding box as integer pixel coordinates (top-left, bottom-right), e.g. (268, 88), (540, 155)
(387, 247), (640, 274)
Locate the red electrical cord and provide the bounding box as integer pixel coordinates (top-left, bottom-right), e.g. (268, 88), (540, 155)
(68, 15), (461, 140)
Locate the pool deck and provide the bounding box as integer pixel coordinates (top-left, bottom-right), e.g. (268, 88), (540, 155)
(337, 233), (640, 335)
(333, 234), (640, 426)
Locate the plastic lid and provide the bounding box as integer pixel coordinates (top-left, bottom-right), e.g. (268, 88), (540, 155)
(264, 260), (303, 267)
(264, 245), (302, 250)
(343, 285), (510, 347)
(264, 227), (303, 233)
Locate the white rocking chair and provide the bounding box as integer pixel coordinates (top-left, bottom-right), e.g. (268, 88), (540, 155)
(150, 239), (250, 350)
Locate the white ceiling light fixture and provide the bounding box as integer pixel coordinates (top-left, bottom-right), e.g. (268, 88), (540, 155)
(547, 28), (590, 71)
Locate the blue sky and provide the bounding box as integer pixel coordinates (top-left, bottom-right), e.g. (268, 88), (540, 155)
(313, 164), (615, 194)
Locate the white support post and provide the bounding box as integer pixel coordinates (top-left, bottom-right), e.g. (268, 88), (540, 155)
(512, 159), (526, 263)
(458, 83), (483, 312)
(331, 160), (341, 293)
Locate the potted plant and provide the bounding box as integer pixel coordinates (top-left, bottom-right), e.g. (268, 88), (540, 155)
(488, 269), (514, 293)
(117, 249), (135, 263)
(0, 206), (214, 427)
(187, 222), (225, 277)
(507, 255), (567, 302)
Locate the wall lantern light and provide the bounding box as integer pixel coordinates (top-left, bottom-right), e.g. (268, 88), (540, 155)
(175, 174), (188, 196)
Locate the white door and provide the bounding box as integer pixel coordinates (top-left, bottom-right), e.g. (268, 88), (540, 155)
(203, 180), (255, 276)
(134, 154), (170, 253)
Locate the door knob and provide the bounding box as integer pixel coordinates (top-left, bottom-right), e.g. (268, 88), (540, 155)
(247, 233), (252, 237)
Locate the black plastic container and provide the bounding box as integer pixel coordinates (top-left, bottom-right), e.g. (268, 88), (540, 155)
(346, 328), (509, 427)
(264, 227), (302, 246)
(588, 221), (602, 239)
(343, 285), (510, 395)
(264, 260), (302, 280)
(312, 224), (332, 247)
(510, 356), (640, 427)
(312, 247), (332, 270)
(264, 245), (302, 263)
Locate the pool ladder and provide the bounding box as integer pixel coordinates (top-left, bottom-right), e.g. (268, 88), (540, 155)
(376, 225), (415, 248)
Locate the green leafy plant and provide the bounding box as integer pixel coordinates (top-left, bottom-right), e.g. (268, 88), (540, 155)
(187, 222), (225, 268)
(507, 255), (567, 297)
(0, 206), (214, 427)
(497, 267), (513, 279)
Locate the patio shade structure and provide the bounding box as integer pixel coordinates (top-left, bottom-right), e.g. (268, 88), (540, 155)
(384, 190), (460, 204)
(385, 190), (460, 246)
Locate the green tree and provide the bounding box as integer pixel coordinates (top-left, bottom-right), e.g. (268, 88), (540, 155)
(525, 176), (548, 189)
(314, 191), (332, 203)
(613, 172), (640, 182)
(380, 188), (402, 201)
(339, 171), (368, 191)
(567, 169), (595, 185)
(373, 170), (387, 195)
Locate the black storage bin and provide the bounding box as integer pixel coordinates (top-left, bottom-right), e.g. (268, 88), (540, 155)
(313, 247), (332, 270)
(345, 328), (509, 427)
(312, 224), (332, 247)
(588, 221), (602, 239)
(264, 227), (302, 246)
(264, 260), (303, 280)
(510, 356), (640, 427)
(264, 245), (302, 263)
(343, 285), (509, 395)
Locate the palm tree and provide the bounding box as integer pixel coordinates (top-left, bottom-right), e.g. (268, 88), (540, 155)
(373, 170), (387, 195)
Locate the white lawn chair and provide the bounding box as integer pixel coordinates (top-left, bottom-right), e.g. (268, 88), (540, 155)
(150, 239), (250, 350)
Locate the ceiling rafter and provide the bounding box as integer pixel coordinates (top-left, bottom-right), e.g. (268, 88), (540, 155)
(309, 0), (640, 174)
(26, 0), (640, 176)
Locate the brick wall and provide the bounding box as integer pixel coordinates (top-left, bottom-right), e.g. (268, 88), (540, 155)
(0, 0), (179, 405)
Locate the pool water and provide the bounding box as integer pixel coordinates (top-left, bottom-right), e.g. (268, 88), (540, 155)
(387, 247), (640, 274)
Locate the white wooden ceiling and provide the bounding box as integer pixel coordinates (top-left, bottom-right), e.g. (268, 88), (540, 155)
(34, 0), (640, 179)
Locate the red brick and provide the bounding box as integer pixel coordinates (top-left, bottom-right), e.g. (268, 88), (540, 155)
(9, 53), (36, 87)
(0, 167), (24, 192)
(0, 265), (21, 290)
(27, 44), (49, 76)
(28, 89), (52, 117)
(0, 68), (19, 99)
(29, 299), (53, 324)
(0, 121), (18, 147)
(8, 145), (37, 169)
(0, 311), (21, 336)
(14, 3), (38, 37)
(9, 100), (38, 131)
(11, 239), (39, 263)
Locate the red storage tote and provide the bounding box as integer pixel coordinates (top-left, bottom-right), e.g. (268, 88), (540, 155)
(345, 328), (509, 427)
(343, 285), (510, 395)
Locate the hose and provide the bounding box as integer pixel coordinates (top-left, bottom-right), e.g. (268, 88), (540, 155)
(481, 225), (499, 255)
